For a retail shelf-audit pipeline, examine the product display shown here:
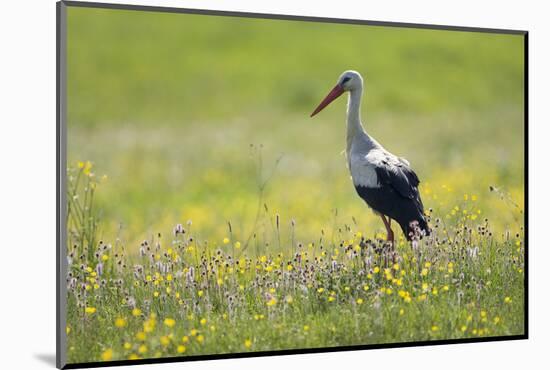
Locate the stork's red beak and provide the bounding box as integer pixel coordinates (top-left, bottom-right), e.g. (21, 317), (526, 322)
(310, 84), (345, 117)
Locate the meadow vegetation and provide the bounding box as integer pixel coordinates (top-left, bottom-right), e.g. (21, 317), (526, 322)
(65, 7), (525, 364)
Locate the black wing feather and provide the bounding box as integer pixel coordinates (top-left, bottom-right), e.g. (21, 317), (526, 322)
(375, 161), (420, 200)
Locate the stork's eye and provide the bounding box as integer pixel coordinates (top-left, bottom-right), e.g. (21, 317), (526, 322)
(342, 77), (351, 84)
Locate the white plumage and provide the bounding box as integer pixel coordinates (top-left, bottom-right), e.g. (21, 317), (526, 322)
(349, 152), (380, 188)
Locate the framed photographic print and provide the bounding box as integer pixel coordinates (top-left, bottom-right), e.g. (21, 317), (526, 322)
(56, 1), (527, 368)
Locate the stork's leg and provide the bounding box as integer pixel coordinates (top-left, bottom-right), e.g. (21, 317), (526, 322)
(380, 215), (394, 244)
(380, 215), (397, 264)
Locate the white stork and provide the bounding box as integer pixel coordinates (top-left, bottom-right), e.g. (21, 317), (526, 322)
(310, 70), (430, 243)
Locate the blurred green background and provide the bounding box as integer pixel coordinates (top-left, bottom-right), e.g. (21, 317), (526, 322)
(67, 7), (525, 251)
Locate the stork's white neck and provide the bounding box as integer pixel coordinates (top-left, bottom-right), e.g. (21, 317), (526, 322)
(346, 87), (366, 151)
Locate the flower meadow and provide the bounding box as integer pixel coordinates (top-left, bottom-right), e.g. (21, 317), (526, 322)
(65, 162), (525, 364)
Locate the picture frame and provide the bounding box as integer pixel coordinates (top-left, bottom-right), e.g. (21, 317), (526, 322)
(57, 1), (528, 368)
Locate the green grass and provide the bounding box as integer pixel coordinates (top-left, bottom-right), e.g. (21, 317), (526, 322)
(66, 167), (524, 363)
(65, 6), (525, 364)
(67, 8), (523, 127)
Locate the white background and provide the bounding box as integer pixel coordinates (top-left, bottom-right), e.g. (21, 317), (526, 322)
(1, 0), (547, 369)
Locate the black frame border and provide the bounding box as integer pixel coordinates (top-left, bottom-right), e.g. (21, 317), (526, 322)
(56, 1), (529, 369)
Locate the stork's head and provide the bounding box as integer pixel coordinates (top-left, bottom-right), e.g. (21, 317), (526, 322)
(310, 70), (363, 117)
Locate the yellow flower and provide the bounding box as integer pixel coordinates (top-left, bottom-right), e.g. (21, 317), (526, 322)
(431, 325), (439, 332)
(115, 317), (127, 328)
(66, 326), (70, 335)
(303, 325), (310, 331)
(190, 329), (198, 336)
(182, 336), (189, 343)
(399, 308), (404, 316)
(200, 318), (207, 325)
(267, 297), (277, 306)
(223, 237), (230, 244)
(504, 296), (512, 303)
(136, 331), (146, 341)
(153, 291), (159, 298)
(101, 254), (109, 261)
(177, 345), (186, 353)
(317, 287), (325, 294)
(132, 308), (142, 317)
(198, 290), (204, 297)
(363, 285), (369, 292)
(143, 318), (156, 333)
(123, 342), (132, 350)
(101, 348), (113, 361)
(164, 318), (176, 328)
(160, 336), (170, 346)
(373, 266), (380, 274)
(286, 295), (293, 304)
(85, 307), (96, 315)
(356, 298), (364, 305)
(460, 325), (467, 332)
(244, 339), (252, 348)
(128, 353), (140, 360)
(197, 334), (204, 343)
(83, 161), (93, 175)
(234, 241), (241, 249)
(138, 345), (147, 354)
(287, 264), (293, 271)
